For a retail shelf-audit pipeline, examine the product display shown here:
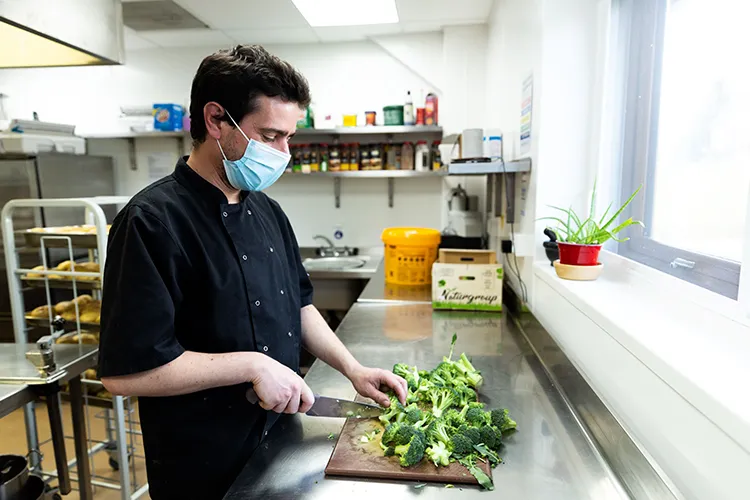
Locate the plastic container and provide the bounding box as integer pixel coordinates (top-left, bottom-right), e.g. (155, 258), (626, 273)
(381, 227), (441, 285)
(153, 104), (183, 131)
(349, 143), (360, 170)
(383, 105), (405, 126)
(341, 144), (350, 171)
(425, 93), (438, 125)
(401, 142), (414, 170)
(414, 141), (430, 171)
(365, 111), (377, 126)
(404, 91), (415, 125)
(343, 114), (357, 127)
(557, 242), (602, 266)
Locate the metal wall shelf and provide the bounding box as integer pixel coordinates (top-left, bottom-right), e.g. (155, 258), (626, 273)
(293, 125), (442, 137)
(283, 170), (447, 178)
(83, 130), (186, 139)
(447, 158), (531, 175)
(280, 169), (447, 209)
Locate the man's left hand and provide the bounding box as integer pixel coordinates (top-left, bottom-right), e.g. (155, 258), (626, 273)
(348, 365), (407, 407)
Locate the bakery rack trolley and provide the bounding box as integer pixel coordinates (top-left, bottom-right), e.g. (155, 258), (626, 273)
(2, 196), (148, 499)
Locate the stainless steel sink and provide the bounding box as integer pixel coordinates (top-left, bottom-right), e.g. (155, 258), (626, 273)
(303, 257), (366, 271)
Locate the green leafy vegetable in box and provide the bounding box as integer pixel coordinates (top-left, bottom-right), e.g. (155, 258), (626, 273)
(361, 333), (517, 490)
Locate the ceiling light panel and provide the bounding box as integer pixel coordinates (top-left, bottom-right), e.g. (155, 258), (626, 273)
(291, 0), (398, 27)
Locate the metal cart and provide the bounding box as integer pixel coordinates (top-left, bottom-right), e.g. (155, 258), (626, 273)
(2, 196), (148, 499)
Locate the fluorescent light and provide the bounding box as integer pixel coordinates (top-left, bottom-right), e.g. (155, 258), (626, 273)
(292, 0), (399, 27)
(0, 20), (106, 68)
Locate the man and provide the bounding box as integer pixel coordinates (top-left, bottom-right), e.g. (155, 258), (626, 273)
(98, 45), (407, 499)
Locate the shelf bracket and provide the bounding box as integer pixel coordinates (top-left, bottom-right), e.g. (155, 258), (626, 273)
(333, 177), (341, 208)
(387, 178), (394, 208)
(127, 138), (137, 171)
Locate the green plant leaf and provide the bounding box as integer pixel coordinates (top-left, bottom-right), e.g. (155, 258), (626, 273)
(549, 205), (582, 229)
(569, 217), (594, 243)
(598, 202), (612, 226)
(589, 177), (598, 220)
(600, 185), (643, 233)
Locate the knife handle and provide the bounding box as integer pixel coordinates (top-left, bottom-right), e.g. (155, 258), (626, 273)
(246, 386), (259, 404)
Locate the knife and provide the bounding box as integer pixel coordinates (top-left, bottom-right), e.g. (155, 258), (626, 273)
(245, 387), (382, 418)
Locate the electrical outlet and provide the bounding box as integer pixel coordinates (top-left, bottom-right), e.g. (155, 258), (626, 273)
(501, 239), (513, 254)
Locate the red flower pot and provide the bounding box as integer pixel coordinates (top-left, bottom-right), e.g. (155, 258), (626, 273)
(557, 242), (602, 266)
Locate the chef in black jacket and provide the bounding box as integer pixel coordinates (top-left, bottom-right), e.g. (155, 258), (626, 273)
(98, 45), (407, 500)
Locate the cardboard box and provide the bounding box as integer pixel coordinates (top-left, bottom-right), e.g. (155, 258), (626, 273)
(432, 261), (503, 312)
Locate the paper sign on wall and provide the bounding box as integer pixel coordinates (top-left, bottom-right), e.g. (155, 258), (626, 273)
(147, 152), (175, 181)
(520, 74), (533, 156)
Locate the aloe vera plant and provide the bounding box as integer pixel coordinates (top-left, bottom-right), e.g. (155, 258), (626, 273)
(540, 181), (644, 244)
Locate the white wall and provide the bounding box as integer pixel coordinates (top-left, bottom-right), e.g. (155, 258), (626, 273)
(0, 33), (491, 247)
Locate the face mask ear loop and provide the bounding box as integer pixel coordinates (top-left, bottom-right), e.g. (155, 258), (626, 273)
(224, 109), (252, 144)
(216, 138), (229, 161)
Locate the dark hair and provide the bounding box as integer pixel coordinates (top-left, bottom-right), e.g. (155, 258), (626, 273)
(189, 45), (311, 145)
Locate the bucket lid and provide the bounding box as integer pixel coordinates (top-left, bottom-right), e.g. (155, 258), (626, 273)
(382, 227), (441, 246)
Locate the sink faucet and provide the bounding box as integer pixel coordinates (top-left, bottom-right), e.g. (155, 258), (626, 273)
(313, 235), (338, 257)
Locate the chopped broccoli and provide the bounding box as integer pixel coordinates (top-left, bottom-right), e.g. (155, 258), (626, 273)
(394, 433), (426, 467)
(378, 395), (404, 425)
(442, 408), (464, 430)
(393, 363), (421, 391)
(428, 387), (457, 419)
(327, 433), (335, 440)
(450, 434), (474, 456)
(397, 404), (423, 425)
(425, 441), (451, 467)
(379, 440), (395, 457)
(465, 406), (491, 427)
(457, 425), (482, 446)
(490, 408), (518, 433)
(478, 425), (503, 450)
(428, 419), (452, 446)
(382, 422), (420, 447)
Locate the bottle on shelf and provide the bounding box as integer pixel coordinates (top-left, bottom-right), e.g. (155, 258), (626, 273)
(329, 144), (341, 171)
(401, 142), (414, 170)
(360, 146), (371, 170)
(301, 144), (312, 174)
(404, 90), (415, 126)
(311, 144), (320, 172)
(369, 144), (383, 170)
(319, 144), (329, 172)
(431, 141), (442, 170)
(341, 144), (351, 171)
(415, 141), (430, 171)
(350, 143), (360, 171)
(425, 92), (438, 125)
(292, 146), (303, 173)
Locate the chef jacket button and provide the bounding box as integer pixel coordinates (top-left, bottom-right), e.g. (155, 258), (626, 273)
(242, 254), (248, 261)
(247, 210), (252, 215)
(269, 247), (274, 253)
(255, 300), (261, 306)
(264, 431), (268, 436)
(263, 346), (269, 352)
(222, 211), (228, 217)
(280, 289), (284, 295)
(287, 331), (292, 337)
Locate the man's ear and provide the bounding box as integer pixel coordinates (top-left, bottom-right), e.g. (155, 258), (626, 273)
(204, 102), (225, 141)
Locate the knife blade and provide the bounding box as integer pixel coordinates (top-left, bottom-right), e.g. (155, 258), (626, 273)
(307, 395), (382, 419)
(245, 387), (381, 418)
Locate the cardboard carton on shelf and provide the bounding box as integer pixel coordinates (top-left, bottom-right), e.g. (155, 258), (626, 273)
(431, 249), (503, 313)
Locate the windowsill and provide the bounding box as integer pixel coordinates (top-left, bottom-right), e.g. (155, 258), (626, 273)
(533, 251), (750, 455)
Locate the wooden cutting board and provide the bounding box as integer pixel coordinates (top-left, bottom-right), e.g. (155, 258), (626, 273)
(325, 398), (491, 485)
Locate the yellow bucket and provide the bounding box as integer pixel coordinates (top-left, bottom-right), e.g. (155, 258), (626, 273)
(381, 227), (441, 285)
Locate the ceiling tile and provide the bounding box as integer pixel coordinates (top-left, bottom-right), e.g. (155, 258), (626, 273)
(175, 0), (310, 30)
(396, 0), (493, 23)
(124, 26), (158, 50)
(226, 27), (319, 45)
(314, 24), (401, 42)
(400, 21), (444, 34)
(140, 29), (233, 48)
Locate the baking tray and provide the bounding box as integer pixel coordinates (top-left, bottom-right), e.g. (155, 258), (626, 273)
(25, 314), (100, 330)
(23, 277), (100, 290)
(18, 227), (107, 249)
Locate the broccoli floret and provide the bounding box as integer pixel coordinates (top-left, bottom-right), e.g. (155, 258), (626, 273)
(458, 425), (482, 446)
(453, 353), (483, 388)
(490, 408), (517, 433)
(394, 433), (426, 467)
(466, 406), (491, 427)
(428, 387), (457, 419)
(425, 440), (451, 467)
(382, 422), (418, 447)
(397, 404), (423, 425)
(442, 408), (464, 430)
(393, 363), (421, 391)
(450, 434), (474, 456)
(478, 425), (503, 450)
(379, 440), (395, 457)
(429, 361), (458, 386)
(429, 419), (452, 446)
(378, 395), (404, 425)
(454, 384), (478, 406)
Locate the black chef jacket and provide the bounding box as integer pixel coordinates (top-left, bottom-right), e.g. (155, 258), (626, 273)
(98, 157), (313, 500)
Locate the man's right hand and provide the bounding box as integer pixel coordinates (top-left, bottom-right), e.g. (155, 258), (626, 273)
(247, 352), (315, 414)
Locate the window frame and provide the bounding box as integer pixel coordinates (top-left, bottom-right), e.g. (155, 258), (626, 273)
(616, 0), (741, 299)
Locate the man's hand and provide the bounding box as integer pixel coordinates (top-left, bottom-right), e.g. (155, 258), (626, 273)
(248, 353), (315, 414)
(347, 365), (408, 407)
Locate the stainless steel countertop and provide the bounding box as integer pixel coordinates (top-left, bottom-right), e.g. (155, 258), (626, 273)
(0, 343), (99, 384)
(224, 303), (628, 499)
(358, 261), (432, 304)
(304, 255), (382, 280)
(0, 383), (33, 419)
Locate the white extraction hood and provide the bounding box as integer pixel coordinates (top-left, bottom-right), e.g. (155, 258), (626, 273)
(0, 0), (124, 68)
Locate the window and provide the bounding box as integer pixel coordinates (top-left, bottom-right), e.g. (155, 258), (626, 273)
(616, 0), (749, 299)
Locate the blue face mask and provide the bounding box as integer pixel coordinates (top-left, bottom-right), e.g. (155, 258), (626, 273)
(217, 111), (291, 191)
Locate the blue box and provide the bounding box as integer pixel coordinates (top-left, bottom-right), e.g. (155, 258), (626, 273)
(153, 103), (184, 131)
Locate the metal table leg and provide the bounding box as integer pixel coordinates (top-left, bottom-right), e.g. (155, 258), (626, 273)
(44, 384), (71, 494)
(22, 402), (41, 469)
(69, 377), (93, 500)
(113, 395), (132, 500)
